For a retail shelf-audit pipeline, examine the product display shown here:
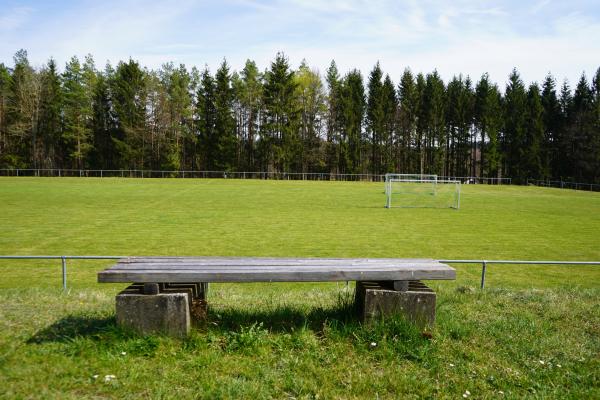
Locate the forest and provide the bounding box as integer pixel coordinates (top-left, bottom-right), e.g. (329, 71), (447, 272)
(0, 50), (598, 184)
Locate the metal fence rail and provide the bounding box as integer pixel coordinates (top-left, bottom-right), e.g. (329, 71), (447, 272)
(438, 259), (600, 289)
(1, 255), (598, 291)
(0, 255), (125, 290)
(526, 178), (600, 192)
(0, 168), (513, 184)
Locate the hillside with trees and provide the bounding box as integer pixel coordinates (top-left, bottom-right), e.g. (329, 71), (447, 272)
(0, 50), (598, 184)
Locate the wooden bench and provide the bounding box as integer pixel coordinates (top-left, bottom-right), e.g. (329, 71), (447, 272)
(98, 257), (455, 336)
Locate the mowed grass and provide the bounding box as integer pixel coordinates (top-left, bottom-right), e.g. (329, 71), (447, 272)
(0, 177), (599, 399)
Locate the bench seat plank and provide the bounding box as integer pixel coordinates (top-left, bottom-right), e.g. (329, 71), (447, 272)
(98, 257), (455, 283)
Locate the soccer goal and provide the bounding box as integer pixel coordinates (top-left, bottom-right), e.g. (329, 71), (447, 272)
(384, 175), (460, 209)
(384, 174), (438, 195)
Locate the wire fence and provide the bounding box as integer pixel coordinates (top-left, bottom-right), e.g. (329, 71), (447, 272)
(1, 255), (598, 291)
(0, 168), (512, 184)
(526, 179), (600, 192)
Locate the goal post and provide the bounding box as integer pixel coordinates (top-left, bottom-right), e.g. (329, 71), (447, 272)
(384, 173), (437, 195)
(385, 177), (460, 209)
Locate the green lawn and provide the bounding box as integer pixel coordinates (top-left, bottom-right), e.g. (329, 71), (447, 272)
(0, 177), (599, 398)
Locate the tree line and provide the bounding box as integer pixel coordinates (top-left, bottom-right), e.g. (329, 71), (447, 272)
(0, 50), (598, 183)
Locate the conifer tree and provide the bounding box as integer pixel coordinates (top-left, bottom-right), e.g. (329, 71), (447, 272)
(397, 69), (417, 173)
(415, 73), (427, 174)
(525, 83), (545, 179)
(340, 70), (365, 173)
(325, 60), (341, 173)
(89, 64), (115, 169)
(237, 60), (262, 170)
(63, 56), (93, 169)
(214, 59), (236, 170)
(570, 74), (595, 181)
(381, 74), (397, 173)
(541, 74), (561, 178)
(422, 71), (446, 174)
(503, 69), (528, 182)
(38, 58), (63, 168)
(196, 67), (216, 170)
(366, 62), (384, 174)
(557, 81), (573, 178)
(262, 52), (297, 172)
(591, 68), (600, 183)
(474, 74), (502, 177)
(111, 59), (147, 168)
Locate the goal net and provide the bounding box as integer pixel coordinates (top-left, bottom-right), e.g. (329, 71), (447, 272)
(384, 174), (438, 196)
(385, 176), (460, 209)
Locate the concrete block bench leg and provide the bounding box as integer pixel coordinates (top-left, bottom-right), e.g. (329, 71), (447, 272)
(115, 282), (208, 337)
(355, 280), (436, 329)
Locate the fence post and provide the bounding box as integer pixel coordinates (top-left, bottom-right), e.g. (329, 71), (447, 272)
(480, 260), (487, 289)
(61, 256), (67, 291)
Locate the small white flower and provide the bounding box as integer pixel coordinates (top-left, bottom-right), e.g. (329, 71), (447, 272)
(104, 374), (116, 382)
(370, 342), (377, 348)
(557, 364), (562, 368)
(538, 360), (545, 365)
(121, 351), (127, 356)
(92, 375), (99, 379)
(466, 390), (471, 395)
(449, 363), (455, 367)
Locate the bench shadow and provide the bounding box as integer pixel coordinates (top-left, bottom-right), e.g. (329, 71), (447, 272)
(28, 314), (116, 344)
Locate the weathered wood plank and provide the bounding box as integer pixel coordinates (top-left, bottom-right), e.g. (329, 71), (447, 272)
(98, 257), (456, 283)
(116, 257), (435, 265)
(108, 263), (445, 271)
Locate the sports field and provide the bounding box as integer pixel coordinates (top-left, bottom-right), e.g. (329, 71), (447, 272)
(0, 178), (599, 398)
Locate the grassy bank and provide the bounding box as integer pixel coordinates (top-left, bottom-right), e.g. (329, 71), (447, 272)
(0, 178), (599, 398)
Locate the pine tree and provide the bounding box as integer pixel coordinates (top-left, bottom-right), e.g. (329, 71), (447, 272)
(396, 69), (414, 173)
(111, 59), (147, 169)
(38, 58), (63, 168)
(503, 69), (528, 182)
(366, 62), (384, 174)
(63, 56), (94, 169)
(570, 74), (595, 181)
(340, 70), (365, 173)
(541, 74), (561, 179)
(525, 83), (545, 179)
(474, 74), (502, 177)
(557, 80), (573, 179)
(262, 52), (297, 172)
(415, 73), (427, 174)
(325, 60), (341, 173)
(89, 65), (115, 169)
(381, 74), (397, 173)
(196, 67), (216, 170)
(214, 59), (236, 170)
(237, 60), (262, 170)
(422, 71), (446, 174)
(591, 68), (600, 183)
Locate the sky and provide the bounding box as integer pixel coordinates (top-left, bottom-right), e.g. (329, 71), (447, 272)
(1, 0), (599, 87)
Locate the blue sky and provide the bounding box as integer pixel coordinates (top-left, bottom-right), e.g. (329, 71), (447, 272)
(1, 0), (599, 86)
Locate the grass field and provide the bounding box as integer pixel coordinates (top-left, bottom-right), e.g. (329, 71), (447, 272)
(0, 177), (599, 398)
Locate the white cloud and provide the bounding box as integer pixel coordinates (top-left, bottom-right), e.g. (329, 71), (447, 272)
(1, 0), (598, 86)
(0, 6), (33, 32)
